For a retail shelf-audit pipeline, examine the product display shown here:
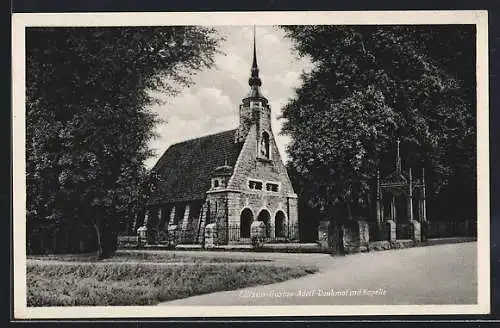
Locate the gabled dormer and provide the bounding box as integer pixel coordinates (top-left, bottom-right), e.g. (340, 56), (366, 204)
(210, 163), (233, 190)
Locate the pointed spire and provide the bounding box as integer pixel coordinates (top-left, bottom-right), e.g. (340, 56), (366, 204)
(248, 25), (262, 88)
(396, 138), (402, 174)
(252, 25), (258, 71)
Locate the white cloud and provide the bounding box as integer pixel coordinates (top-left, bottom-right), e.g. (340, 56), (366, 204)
(145, 26), (312, 168)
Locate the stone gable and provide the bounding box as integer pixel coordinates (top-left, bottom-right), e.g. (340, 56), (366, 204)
(228, 124), (296, 197)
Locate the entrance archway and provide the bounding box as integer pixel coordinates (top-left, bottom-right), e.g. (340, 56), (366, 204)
(240, 208), (253, 238)
(395, 194), (407, 222)
(275, 211), (286, 238)
(257, 209), (271, 237)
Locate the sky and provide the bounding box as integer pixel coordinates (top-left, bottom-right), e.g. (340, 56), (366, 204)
(145, 25), (314, 169)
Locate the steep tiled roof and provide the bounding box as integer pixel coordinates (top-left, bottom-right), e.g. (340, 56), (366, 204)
(148, 129), (242, 204)
(381, 171), (409, 184)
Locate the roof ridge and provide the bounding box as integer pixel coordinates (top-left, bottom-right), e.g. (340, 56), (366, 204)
(148, 126), (243, 204)
(151, 128), (238, 172)
(169, 128), (237, 147)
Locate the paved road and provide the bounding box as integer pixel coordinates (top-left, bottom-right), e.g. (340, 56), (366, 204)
(159, 242), (477, 306)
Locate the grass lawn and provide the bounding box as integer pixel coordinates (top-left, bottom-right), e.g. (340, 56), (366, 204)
(27, 253), (317, 306)
(28, 251), (273, 264)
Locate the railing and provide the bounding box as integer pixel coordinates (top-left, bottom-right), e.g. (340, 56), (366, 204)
(426, 220), (475, 238)
(396, 223), (412, 240)
(227, 223), (291, 244)
(367, 221), (385, 242)
(134, 222), (300, 247)
(158, 228), (198, 245)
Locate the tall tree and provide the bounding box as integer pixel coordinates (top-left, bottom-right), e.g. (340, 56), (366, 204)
(26, 27), (222, 257)
(280, 25), (476, 246)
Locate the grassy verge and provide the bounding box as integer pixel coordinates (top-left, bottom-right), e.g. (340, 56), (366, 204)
(27, 262), (317, 306)
(28, 251), (272, 263)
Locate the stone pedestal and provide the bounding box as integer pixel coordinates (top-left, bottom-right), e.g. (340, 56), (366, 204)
(358, 220), (369, 252)
(137, 225), (147, 247)
(317, 220), (331, 251)
(342, 220), (370, 254)
(383, 220), (396, 242)
(250, 221), (266, 248)
(410, 220), (421, 242)
(204, 223), (217, 248)
(167, 224), (178, 247)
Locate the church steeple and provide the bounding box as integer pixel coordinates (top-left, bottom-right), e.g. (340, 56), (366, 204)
(246, 26), (265, 99)
(248, 26), (262, 88)
(235, 26), (271, 144)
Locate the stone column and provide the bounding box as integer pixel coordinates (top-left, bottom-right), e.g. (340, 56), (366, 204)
(376, 171), (381, 225)
(407, 168), (413, 222)
(358, 220), (369, 252)
(180, 204), (191, 243)
(132, 213), (139, 232)
(385, 220), (396, 242)
(142, 210), (151, 245)
(391, 195), (396, 222)
(287, 196), (299, 241)
(410, 220), (421, 242)
(422, 168), (427, 223)
(418, 197), (424, 222)
(168, 205), (176, 225)
(158, 207), (163, 226)
(380, 199), (385, 222)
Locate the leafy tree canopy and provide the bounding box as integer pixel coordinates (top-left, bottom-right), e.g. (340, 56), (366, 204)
(280, 25), (476, 221)
(26, 26), (222, 257)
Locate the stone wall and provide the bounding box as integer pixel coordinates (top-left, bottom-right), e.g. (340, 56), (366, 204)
(230, 192), (295, 241)
(342, 220), (369, 254)
(221, 124), (299, 243)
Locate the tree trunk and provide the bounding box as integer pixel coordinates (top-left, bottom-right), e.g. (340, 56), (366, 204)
(329, 219), (345, 256)
(337, 222), (345, 255)
(93, 223), (103, 259)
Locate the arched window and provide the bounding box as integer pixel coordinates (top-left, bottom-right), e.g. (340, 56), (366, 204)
(275, 211), (286, 238)
(260, 131), (270, 158)
(240, 209), (253, 238)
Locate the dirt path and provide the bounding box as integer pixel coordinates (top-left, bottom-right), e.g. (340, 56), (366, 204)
(158, 242), (477, 305)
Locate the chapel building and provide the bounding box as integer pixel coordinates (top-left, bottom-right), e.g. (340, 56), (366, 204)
(139, 32), (299, 245)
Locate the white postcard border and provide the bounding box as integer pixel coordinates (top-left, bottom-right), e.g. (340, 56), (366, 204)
(12, 10), (490, 319)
